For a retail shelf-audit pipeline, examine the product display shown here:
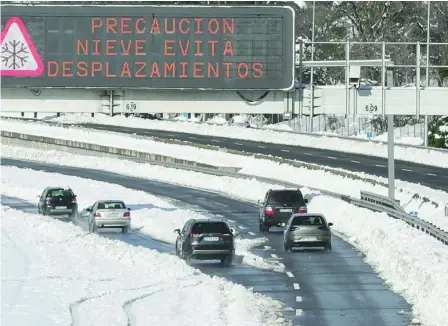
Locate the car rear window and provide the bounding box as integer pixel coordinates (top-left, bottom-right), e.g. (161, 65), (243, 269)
(49, 189), (74, 197)
(191, 222), (230, 234)
(292, 215), (325, 226)
(268, 191), (304, 204)
(98, 202), (126, 209)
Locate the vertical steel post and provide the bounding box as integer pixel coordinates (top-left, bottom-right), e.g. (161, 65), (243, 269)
(388, 114), (395, 201)
(424, 1), (431, 146)
(416, 42), (421, 118)
(309, 1), (316, 133)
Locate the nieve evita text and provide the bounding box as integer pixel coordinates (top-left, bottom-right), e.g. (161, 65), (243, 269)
(47, 17), (266, 79)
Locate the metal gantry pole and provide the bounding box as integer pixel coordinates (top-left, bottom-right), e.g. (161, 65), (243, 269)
(388, 114), (395, 201)
(424, 1), (431, 147)
(309, 1), (316, 133)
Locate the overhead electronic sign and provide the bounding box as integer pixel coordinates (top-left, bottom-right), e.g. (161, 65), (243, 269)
(1, 5), (294, 90)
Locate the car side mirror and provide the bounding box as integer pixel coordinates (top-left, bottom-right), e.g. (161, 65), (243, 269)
(230, 228), (234, 233)
(257, 199), (261, 204)
(174, 229), (180, 235)
(86, 207), (92, 212)
(304, 199), (309, 204)
(328, 222), (333, 227)
(128, 208), (131, 211)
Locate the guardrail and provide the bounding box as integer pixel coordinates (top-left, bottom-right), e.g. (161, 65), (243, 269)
(2, 130), (447, 245)
(2, 116), (447, 153)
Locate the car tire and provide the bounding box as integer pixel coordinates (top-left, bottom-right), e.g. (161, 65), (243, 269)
(284, 243), (292, 252)
(90, 223), (97, 233)
(69, 210), (77, 220)
(324, 242), (332, 251)
(183, 250), (192, 265)
(42, 207), (48, 216)
(259, 222), (268, 233)
(122, 226), (129, 234)
(175, 243), (180, 257)
(221, 255), (233, 266)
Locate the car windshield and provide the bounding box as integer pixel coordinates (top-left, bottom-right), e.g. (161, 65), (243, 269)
(49, 189), (73, 197)
(292, 215), (325, 226)
(191, 222), (230, 234)
(97, 202), (126, 209)
(268, 191), (304, 204)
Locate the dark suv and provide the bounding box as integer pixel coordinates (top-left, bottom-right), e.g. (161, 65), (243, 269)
(259, 189), (308, 232)
(38, 187), (78, 219)
(174, 219), (235, 266)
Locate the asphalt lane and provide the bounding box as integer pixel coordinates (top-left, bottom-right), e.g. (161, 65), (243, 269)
(78, 122), (448, 192)
(1, 158), (413, 326)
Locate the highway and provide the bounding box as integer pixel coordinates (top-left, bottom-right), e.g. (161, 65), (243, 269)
(71, 122), (448, 192)
(2, 158), (413, 326)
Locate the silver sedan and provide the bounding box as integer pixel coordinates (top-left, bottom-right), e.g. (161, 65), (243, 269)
(283, 213), (333, 251)
(82, 200), (131, 233)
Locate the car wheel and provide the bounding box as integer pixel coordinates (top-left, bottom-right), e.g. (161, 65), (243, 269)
(90, 223), (97, 233)
(42, 207), (48, 216)
(183, 250), (192, 265)
(259, 222), (268, 233)
(324, 242), (332, 251)
(284, 243), (292, 252)
(69, 210), (77, 220)
(175, 243), (179, 257)
(221, 255), (233, 266)
(122, 226), (129, 234)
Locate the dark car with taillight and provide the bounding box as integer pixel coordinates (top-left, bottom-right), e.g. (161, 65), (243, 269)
(258, 189), (308, 232)
(174, 219), (235, 266)
(283, 213), (333, 251)
(38, 186), (78, 219)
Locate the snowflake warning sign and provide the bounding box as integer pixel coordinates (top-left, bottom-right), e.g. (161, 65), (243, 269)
(0, 16), (44, 77)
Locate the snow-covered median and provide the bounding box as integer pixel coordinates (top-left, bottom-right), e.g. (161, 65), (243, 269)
(47, 113), (448, 168)
(0, 166), (285, 273)
(2, 140), (448, 232)
(1, 205), (285, 326)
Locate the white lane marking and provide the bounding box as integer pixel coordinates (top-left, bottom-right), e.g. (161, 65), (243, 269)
(213, 202), (229, 207)
(271, 253), (278, 258)
(212, 139), (220, 143)
(257, 145), (266, 149)
(293, 283), (300, 290)
(401, 168), (413, 172)
(375, 164), (386, 167)
(248, 231), (256, 236)
(303, 152), (312, 156)
(427, 173), (437, 176)
(166, 134), (175, 137)
(189, 136), (197, 139)
(296, 309), (303, 316)
(296, 296), (303, 302)
(215, 214), (224, 218)
(284, 307), (294, 312)
(281, 149), (290, 152)
(286, 271), (294, 278)
(226, 219), (235, 223)
(327, 156), (337, 160)
(234, 142), (243, 145)
(351, 160), (360, 163)
(197, 197), (206, 200)
(237, 225), (247, 230)
(264, 246), (272, 250)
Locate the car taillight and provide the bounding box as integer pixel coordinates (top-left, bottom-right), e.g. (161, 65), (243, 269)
(94, 212), (101, 217)
(298, 206), (307, 214)
(71, 197), (77, 203)
(45, 197), (53, 204)
(264, 206), (274, 215)
(189, 232), (201, 237)
(123, 211), (130, 217)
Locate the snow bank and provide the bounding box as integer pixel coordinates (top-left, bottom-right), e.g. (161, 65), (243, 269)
(308, 196), (448, 326)
(2, 140), (447, 231)
(1, 205), (285, 326)
(0, 165), (285, 273)
(46, 113), (448, 168)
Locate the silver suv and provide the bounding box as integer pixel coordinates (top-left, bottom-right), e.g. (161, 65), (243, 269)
(283, 213), (333, 252)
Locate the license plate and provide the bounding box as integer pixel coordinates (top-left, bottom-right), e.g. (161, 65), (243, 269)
(203, 237), (219, 241)
(55, 206), (67, 209)
(280, 208), (292, 212)
(301, 237), (318, 241)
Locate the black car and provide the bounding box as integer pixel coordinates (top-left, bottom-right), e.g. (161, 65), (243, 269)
(174, 219), (235, 266)
(38, 187), (78, 219)
(259, 189), (308, 232)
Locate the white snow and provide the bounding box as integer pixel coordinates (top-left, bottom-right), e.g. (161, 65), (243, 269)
(40, 113), (448, 167)
(2, 147), (448, 326)
(0, 165), (284, 273)
(1, 205), (285, 326)
(2, 120), (448, 230)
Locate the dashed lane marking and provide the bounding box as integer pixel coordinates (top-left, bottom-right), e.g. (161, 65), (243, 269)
(401, 168), (413, 172)
(234, 143), (243, 145)
(375, 164), (386, 167)
(281, 149), (290, 152)
(427, 173), (437, 176)
(286, 271), (294, 278)
(327, 156), (337, 160)
(271, 253), (278, 258)
(303, 153), (312, 156)
(213, 202), (229, 207)
(296, 296), (303, 302)
(212, 139), (220, 142)
(189, 136), (197, 139)
(248, 231), (256, 236)
(257, 145), (266, 149)
(351, 160), (360, 163)
(293, 283), (300, 290)
(295, 309), (303, 316)
(264, 245), (272, 250)
(237, 225), (247, 230)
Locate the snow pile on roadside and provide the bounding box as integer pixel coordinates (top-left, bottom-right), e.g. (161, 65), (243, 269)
(0, 166), (285, 273)
(46, 113), (448, 167)
(308, 195), (448, 326)
(1, 206), (286, 326)
(3, 143), (448, 232)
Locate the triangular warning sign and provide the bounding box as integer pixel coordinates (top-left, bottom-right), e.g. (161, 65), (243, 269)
(1, 16), (44, 77)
